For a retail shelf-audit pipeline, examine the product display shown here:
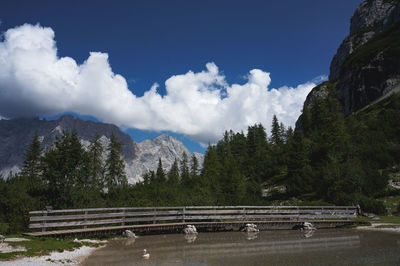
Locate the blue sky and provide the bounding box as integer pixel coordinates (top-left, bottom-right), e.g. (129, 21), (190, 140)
(0, 0), (362, 152)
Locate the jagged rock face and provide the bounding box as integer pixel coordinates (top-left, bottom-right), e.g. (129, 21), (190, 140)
(337, 50), (400, 115)
(350, 0), (397, 35)
(128, 134), (203, 182)
(0, 116), (203, 184)
(302, 83), (330, 109)
(300, 0), (400, 120)
(330, 0), (399, 81)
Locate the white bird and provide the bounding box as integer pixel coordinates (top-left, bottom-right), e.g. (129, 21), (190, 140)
(142, 249), (150, 259)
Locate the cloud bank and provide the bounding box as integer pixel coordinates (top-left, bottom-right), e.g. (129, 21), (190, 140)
(0, 24), (322, 145)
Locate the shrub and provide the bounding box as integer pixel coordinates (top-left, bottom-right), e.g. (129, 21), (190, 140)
(358, 196), (386, 214)
(0, 222), (9, 235)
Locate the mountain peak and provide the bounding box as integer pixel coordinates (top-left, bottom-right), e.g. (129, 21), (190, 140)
(0, 116), (203, 183)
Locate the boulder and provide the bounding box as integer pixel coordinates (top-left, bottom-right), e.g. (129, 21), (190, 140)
(241, 223), (259, 233)
(123, 230), (136, 238)
(183, 225), (198, 234)
(303, 222), (316, 230)
(293, 222), (316, 231)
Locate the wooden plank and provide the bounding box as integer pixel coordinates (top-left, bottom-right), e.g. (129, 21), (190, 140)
(184, 214), (355, 220)
(30, 210), (182, 222)
(124, 216), (182, 223)
(29, 205), (357, 214)
(30, 218), (124, 229)
(30, 215), (186, 229)
(29, 206), (184, 214)
(30, 208), (356, 222)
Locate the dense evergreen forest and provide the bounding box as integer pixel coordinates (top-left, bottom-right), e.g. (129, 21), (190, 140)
(1, 86), (400, 233)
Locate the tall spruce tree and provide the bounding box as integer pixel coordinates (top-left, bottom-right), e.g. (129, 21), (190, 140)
(201, 145), (223, 203)
(286, 130), (313, 196)
(167, 159), (180, 184)
(156, 158), (166, 183)
(190, 154), (199, 178)
(221, 146), (246, 204)
(271, 115), (283, 145)
(21, 132), (42, 190)
(87, 134), (104, 187)
(41, 131), (88, 208)
(105, 134), (127, 188)
(180, 152), (190, 186)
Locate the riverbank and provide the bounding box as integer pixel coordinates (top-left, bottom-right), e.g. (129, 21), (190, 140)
(0, 236), (106, 264)
(357, 223), (400, 233)
(0, 245), (100, 265)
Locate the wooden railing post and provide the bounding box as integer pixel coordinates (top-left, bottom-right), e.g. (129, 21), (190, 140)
(42, 211), (47, 232)
(243, 207), (246, 221)
(213, 207), (216, 222)
(84, 210), (88, 229)
(182, 207), (186, 223)
(153, 207), (157, 224)
(122, 208), (125, 226)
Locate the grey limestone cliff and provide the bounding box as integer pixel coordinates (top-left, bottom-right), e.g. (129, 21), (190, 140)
(302, 0), (400, 117)
(330, 0), (399, 81)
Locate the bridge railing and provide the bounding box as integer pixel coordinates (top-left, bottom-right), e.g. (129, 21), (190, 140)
(28, 205), (358, 232)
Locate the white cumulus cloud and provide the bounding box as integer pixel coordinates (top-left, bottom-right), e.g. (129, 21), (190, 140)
(0, 23), (321, 145)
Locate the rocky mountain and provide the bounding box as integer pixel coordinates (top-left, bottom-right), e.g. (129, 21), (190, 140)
(302, 0), (400, 117)
(0, 115), (203, 183)
(129, 134), (203, 181)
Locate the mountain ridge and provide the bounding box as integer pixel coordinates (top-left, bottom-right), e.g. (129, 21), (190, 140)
(0, 115), (203, 183)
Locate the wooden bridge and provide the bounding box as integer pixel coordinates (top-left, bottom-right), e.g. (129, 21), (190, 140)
(25, 205), (360, 237)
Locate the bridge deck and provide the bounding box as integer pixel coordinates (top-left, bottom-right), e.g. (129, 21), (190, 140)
(24, 220), (357, 237)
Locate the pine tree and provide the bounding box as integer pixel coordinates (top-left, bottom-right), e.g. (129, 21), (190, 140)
(180, 152), (190, 186)
(271, 115), (283, 145)
(285, 126), (294, 143)
(286, 130), (313, 196)
(246, 124), (270, 186)
(21, 132), (42, 190)
(190, 154), (199, 178)
(105, 134), (127, 188)
(201, 145), (223, 204)
(155, 158), (166, 183)
(41, 131), (88, 208)
(87, 134), (104, 187)
(221, 146), (246, 204)
(167, 159), (180, 184)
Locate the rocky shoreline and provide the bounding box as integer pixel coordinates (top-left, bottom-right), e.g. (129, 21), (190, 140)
(0, 239), (106, 266)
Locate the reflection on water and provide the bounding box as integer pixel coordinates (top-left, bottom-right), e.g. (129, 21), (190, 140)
(243, 231), (259, 241)
(184, 234), (197, 243)
(124, 237), (136, 246)
(83, 229), (400, 266)
(303, 229), (315, 238)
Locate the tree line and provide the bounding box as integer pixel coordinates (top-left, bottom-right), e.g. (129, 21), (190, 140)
(0, 132), (128, 232)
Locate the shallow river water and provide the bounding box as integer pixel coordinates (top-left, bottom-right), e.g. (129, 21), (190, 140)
(82, 229), (400, 266)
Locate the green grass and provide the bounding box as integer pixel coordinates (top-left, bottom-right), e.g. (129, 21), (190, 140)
(372, 215), (400, 223)
(379, 195), (400, 214)
(375, 224), (400, 228)
(352, 215), (400, 225)
(0, 235), (101, 261)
